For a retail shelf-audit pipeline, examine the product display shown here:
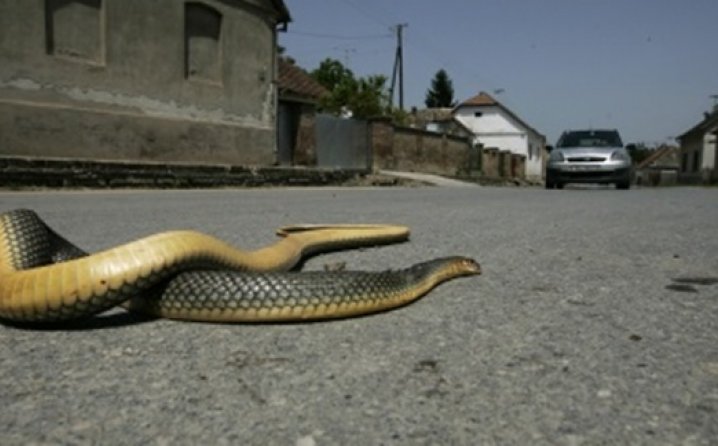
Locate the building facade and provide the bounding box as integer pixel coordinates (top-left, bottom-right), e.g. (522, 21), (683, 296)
(677, 110), (718, 184)
(453, 92), (545, 181)
(0, 0), (289, 165)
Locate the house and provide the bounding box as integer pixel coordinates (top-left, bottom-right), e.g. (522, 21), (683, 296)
(0, 0), (290, 166)
(453, 91), (546, 180)
(276, 57), (328, 165)
(677, 109), (718, 184)
(635, 145), (680, 186)
(408, 107), (474, 139)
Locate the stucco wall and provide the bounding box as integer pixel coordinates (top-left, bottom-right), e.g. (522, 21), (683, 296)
(0, 0), (281, 165)
(454, 106), (518, 134)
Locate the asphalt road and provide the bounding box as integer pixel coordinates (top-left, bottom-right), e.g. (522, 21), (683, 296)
(1, 186), (716, 446)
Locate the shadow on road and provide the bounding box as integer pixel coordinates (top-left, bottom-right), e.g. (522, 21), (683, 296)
(0, 311), (159, 332)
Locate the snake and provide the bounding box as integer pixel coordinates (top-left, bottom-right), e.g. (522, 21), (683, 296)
(0, 209), (481, 324)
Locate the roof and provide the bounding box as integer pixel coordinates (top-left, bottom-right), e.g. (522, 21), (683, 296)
(678, 109), (718, 140)
(454, 91), (545, 140)
(413, 107), (454, 122)
(636, 146), (680, 170)
(271, 0), (291, 24)
(277, 58), (328, 104)
(456, 91), (499, 107)
(229, 0), (290, 24)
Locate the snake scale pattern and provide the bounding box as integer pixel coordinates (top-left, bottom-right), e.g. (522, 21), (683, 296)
(0, 209), (480, 324)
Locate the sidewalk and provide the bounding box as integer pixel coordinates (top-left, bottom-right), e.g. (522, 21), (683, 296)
(379, 170), (480, 187)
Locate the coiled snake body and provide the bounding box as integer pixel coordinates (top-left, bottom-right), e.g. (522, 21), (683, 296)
(0, 209), (480, 323)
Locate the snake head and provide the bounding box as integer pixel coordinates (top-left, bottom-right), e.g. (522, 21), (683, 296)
(454, 257), (482, 276)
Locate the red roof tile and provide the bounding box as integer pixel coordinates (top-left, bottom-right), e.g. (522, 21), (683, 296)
(278, 58), (328, 103)
(457, 91), (499, 107)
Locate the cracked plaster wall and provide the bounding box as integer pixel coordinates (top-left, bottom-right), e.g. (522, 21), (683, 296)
(0, 0), (281, 165)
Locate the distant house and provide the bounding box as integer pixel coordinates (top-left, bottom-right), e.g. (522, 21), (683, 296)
(0, 0), (290, 166)
(677, 109), (718, 184)
(453, 92), (546, 180)
(635, 145), (680, 186)
(276, 58), (328, 165)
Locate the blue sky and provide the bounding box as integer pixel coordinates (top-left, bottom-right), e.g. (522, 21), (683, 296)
(279, 0), (717, 145)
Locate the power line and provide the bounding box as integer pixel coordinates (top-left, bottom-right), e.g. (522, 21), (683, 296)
(286, 29), (392, 40)
(312, 0), (504, 107)
(334, 0), (503, 104)
(334, 0), (395, 28)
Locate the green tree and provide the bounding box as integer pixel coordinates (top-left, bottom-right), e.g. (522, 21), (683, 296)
(350, 75), (389, 118)
(310, 58), (389, 119)
(311, 58), (354, 91)
(425, 69), (456, 108)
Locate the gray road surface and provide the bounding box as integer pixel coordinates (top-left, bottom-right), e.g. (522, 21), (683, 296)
(1, 186), (717, 445)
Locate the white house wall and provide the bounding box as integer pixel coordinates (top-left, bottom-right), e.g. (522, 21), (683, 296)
(455, 105), (544, 179)
(455, 106), (520, 134)
(702, 127), (716, 170)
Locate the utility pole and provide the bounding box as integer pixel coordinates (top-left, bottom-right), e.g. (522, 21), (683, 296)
(389, 23), (408, 110)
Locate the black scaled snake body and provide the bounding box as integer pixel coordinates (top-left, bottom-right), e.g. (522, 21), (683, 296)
(0, 209), (480, 323)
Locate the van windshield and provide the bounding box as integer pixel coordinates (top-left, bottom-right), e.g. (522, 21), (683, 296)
(557, 131), (622, 148)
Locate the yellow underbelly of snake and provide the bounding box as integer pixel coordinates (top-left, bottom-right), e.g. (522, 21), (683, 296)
(0, 209), (480, 323)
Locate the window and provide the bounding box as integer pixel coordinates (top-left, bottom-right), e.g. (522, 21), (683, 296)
(474, 112), (483, 117)
(556, 130), (623, 148)
(692, 150), (700, 172)
(185, 2), (222, 83)
(45, 0), (103, 63)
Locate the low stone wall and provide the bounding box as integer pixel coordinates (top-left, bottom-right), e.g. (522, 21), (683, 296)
(482, 148), (500, 178)
(511, 153), (526, 180)
(0, 156), (364, 189)
(481, 147), (526, 181)
(637, 169), (678, 186)
(371, 119), (478, 177)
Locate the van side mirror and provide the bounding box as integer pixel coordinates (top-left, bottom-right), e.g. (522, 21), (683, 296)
(545, 145), (554, 152)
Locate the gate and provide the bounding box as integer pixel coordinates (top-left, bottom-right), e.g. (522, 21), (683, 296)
(315, 114), (371, 169)
(277, 102), (300, 165)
